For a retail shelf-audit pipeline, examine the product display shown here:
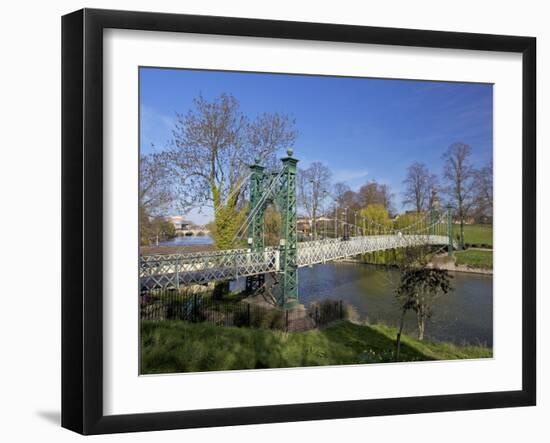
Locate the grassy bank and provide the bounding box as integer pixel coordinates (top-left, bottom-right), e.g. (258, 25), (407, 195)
(456, 224), (493, 247)
(141, 320), (492, 374)
(455, 249), (493, 269)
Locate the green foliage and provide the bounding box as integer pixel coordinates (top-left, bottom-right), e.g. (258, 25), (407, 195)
(233, 306), (286, 329)
(361, 246), (435, 267)
(455, 250), (493, 269)
(263, 206), (282, 247)
(207, 197), (248, 250)
(393, 212), (423, 230)
(139, 208), (177, 246)
(140, 320), (492, 373)
(360, 204), (392, 231)
(396, 268), (452, 340)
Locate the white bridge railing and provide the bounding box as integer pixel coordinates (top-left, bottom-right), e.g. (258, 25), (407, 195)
(139, 234), (451, 290)
(297, 235), (450, 266)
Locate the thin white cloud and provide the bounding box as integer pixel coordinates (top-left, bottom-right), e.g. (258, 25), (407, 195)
(332, 168), (369, 189)
(140, 105), (174, 152)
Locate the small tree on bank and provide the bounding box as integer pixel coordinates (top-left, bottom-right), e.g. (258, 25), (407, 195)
(395, 268), (452, 360)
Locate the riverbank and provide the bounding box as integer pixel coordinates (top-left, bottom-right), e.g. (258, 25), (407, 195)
(140, 320), (492, 374)
(340, 251), (493, 275)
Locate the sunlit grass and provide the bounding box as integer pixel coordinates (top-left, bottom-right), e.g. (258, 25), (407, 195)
(140, 320), (492, 374)
(455, 250), (493, 269)
(455, 224), (493, 247)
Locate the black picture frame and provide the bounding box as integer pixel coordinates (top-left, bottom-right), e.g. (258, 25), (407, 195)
(62, 8), (536, 435)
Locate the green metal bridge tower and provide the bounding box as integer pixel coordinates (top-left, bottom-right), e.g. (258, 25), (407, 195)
(245, 148), (299, 308)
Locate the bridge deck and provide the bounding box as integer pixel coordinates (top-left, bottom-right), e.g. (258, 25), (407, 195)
(139, 234), (451, 290)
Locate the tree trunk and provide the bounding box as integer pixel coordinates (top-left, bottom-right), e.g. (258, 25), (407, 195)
(417, 312), (425, 341)
(312, 209), (317, 240)
(460, 217), (465, 250)
(395, 308), (407, 361)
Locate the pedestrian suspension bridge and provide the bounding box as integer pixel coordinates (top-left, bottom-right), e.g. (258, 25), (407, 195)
(140, 149), (455, 308)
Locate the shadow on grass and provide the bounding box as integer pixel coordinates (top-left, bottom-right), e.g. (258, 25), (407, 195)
(139, 320), (489, 374)
(319, 321), (432, 363)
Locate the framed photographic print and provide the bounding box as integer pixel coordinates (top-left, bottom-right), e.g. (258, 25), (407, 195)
(61, 8), (536, 435)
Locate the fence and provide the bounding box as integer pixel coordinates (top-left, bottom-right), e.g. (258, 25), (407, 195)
(140, 290), (346, 332)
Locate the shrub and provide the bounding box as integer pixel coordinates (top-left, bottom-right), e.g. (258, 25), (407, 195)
(233, 304), (286, 330)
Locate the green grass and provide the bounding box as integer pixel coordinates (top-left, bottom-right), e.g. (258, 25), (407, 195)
(455, 249), (493, 269)
(455, 224), (493, 247)
(140, 320), (492, 374)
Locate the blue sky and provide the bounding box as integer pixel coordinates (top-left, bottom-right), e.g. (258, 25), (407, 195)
(140, 67), (493, 224)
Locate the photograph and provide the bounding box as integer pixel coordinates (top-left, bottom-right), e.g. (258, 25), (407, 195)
(138, 67), (494, 374)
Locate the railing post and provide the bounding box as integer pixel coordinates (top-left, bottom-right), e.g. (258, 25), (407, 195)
(175, 257), (180, 290)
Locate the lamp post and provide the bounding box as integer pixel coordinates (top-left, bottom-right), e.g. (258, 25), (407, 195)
(354, 211), (357, 237)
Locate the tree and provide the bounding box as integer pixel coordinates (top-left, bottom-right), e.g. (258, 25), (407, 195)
(472, 161), (493, 223)
(442, 142), (475, 249)
(332, 182), (351, 209)
(395, 268), (452, 359)
(402, 162), (438, 213)
(139, 152), (174, 245)
(357, 181), (395, 215)
(297, 162), (332, 239)
(168, 93), (297, 250)
(359, 203), (391, 234)
(150, 217), (176, 245)
(139, 152), (173, 215)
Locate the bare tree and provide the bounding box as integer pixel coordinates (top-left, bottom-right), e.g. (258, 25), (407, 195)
(357, 180), (395, 215)
(168, 93), (297, 249)
(402, 162), (438, 213)
(139, 152), (175, 246)
(298, 162), (332, 239)
(139, 152), (174, 217)
(472, 161), (493, 223)
(332, 182), (351, 209)
(442, 142), (476, 249)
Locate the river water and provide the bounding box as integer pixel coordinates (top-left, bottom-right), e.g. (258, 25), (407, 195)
(158, 235), (213, 246)
(297, 262), (493, 346)
(233, 262), (492, 346)
(162, 236), (493, 346)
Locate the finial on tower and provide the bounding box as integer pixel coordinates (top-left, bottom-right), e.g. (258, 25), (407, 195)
(286, 147), (294, 157)
(254, 155), (261, 164)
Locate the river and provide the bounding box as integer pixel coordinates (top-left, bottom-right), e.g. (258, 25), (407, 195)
(298, 262), (492, 346)
(158, 235), (213, 246)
